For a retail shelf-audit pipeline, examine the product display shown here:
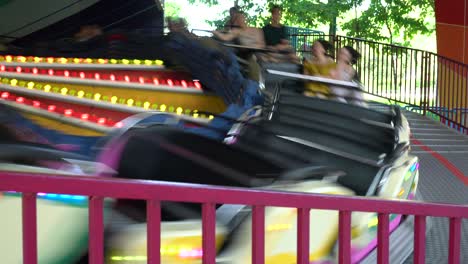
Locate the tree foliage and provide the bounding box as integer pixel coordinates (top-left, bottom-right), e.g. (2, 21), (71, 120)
(186, 0), (434, 46)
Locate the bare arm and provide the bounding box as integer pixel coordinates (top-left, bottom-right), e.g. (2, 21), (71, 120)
(212, 30), (238, 42)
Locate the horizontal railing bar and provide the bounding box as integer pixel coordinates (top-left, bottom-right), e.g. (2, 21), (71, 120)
(2, 171), (468, 218)
(0, 72), (203, 94)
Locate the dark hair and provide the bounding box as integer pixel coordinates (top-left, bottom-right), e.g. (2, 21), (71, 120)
(343, 46), (361, 65)
(316, 39), (334, 53)
(270, 4), (282, 12)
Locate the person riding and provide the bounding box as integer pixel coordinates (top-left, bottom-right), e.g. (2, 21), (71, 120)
(329, 46), (367, 106)
(302, 39), (336, 98)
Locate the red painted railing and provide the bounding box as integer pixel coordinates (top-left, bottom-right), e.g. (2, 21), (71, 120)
(2, 171), (468, 264)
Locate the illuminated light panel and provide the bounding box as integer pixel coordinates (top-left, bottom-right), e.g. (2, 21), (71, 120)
(404, 171), (412, 181)
(0, 91), (120, 127)
(266, 223), (292, 232)
(398, 188), (405, 197)
(5, 191), (87, 205)
(410, 162), (419, 172)
(0, 78), (209, 119)
(110, 247), (204, 262)
(0, 66), (202, 90)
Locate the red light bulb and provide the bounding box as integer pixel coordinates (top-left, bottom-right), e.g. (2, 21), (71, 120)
(48, 105), (56, 111)
(167, 79), (174, 86)
(115, 122), (123, 128)
(81, 113), (89, 120)
(48, 69), (54, 75)
(194, 81), (201, 89)
(110, 74), (116, 81)
(16, 67), (22, 73)
(153, 78), (159, 85)
(181, 80), (187, 88)
(124, 76), (130, 82)
(139, 77), (145, 84)
(79, 72), (85, 79)
(32, 101), (40, 107)
(98, 118), (106, 124)
(95, 73), (100, 80)
(32, 68), (38, 74)
(64, 109), (73, 116)
(16, 97), (24, 103)
(64, 71), (70, 77)
(0, 65), (5, 71)
(1, 92), (9, 98)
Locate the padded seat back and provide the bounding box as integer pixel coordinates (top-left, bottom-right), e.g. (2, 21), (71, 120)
(235, 128), (382, 196)
(279, 95), (394, 124)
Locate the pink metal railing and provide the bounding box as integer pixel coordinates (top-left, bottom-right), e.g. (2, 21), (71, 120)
(2, 171), (468, 264)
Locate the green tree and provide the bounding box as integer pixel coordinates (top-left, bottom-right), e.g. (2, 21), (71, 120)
(164, 0), (183, 18)
(187, 0), (434, 45)
(342, 0), (434, 45)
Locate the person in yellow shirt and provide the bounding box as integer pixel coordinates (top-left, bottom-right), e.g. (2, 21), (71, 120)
(302, 39), (336, 98)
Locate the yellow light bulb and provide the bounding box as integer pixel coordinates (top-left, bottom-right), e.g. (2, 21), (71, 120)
(94, 93), (101, 101)
(59, 58), (67, 64)
(144, 60), (152, 65)
(111, 96), (118, 104)
(98, 59), (106, 64)
(77, 90), (85, 98)
(60, 88), (68, 95)
(122, 59), (130, 64)
(18, 56), (26, 62)
(209, 115), (214, 119)
(133, 59), (141, 65)
(73, 58), (80, 63)
(160, 104), (167, 111)
(6, 56), (12, 62)
(176, 107), (183, 115)
(155, 60), (163, 65)
(143, 102), (151, 109)
(44, 85), (51, 92)
(127, 99), (134, 106)
(34, 57), (41, 63)
(110, 59), (118, 64)
(27, 82), (35, 89)
(85, 58), (93, 63)
(10, 79), (18, 86)
(47, 58), (54, 63)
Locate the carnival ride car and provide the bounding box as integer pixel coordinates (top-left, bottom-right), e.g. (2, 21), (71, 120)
(0, 31), (417, 264)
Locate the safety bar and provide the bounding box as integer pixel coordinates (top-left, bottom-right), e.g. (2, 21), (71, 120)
(1, 171), (467, 264)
